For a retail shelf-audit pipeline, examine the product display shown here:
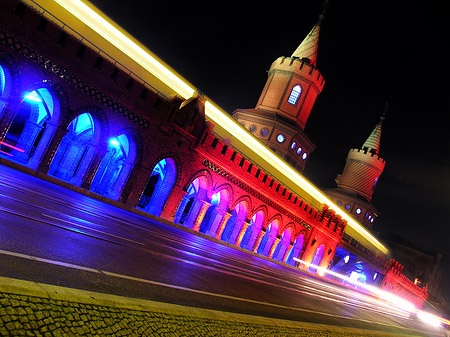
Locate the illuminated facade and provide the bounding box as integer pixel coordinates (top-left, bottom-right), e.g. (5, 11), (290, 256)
(0, 0), (427, 308)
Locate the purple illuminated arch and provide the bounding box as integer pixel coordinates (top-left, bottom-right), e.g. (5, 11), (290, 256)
(221, 199), (249, 244)
(199, 186), (230, 236)
(285, 233), (305, 266)
(272, 226), (293, 262)
(240, 209), (264, 250)
(256, 218), (280, 256)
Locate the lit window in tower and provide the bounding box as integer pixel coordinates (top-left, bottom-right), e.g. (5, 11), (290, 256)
(291, 141), (297, 150)
(296, 147), (302, 155)
(356, 208), (362, 215)
(287, 85), (302, 105)
(277, 134), (285, 143)
(302, 152), (308, 160)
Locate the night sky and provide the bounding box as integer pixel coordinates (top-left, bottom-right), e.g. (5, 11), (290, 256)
(89, 1), (450, 302)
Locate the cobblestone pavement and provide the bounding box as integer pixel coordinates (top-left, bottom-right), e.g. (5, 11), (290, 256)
(0, 277), (416, 336)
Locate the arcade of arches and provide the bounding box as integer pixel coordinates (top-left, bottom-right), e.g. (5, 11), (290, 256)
(0, 62), (338, 277)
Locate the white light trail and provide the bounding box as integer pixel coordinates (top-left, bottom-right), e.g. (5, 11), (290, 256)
(294, 258), (449, 328)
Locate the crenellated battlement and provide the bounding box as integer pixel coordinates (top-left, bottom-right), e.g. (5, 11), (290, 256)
(347, 148), (385, 166)
(317, 204), (347, 236)
(271, 56), (325, 90)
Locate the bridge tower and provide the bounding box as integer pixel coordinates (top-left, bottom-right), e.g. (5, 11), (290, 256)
(327, 112), (387, 229)
(232, 15), (326, 172)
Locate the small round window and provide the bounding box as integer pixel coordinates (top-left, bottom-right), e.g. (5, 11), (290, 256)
(302, 152), (308, 160)
(260, 128), (269, 136)
(248, 124), (257, 133)
(290, 141), (297, 150)
(277, 134), (285, 143)
(356, 208), (362, 215)
(344, 204), (351, 210)
(296, 147), (302, 155)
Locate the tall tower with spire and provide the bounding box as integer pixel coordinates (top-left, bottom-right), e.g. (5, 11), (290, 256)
(326, 112), (387, 229)
(232, 14), (326, 172)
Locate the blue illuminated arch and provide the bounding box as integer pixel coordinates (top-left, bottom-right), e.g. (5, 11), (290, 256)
(49, 113), (95, 184)
(256, 219), (279, 256)
(0, 65), (6, 98)
(90, 133), (136, 200)
(0, 64), (10, 124)
(287, 85), (302, 105)
(138, 157), (177, 217)
(174, 175), (209, 228)
(1, 87), (59, 166)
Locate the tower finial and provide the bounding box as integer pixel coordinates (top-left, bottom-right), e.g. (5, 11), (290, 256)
(291, 1), (330, 66)
(381, 101), (389, 120)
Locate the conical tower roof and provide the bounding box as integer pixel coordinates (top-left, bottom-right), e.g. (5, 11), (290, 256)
(362, 106), (388, 155)
(291, 19), (322, 66)
(362, 118), (383, 155)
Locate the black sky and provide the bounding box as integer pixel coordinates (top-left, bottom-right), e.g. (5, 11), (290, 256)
(89, 1), (450, 302)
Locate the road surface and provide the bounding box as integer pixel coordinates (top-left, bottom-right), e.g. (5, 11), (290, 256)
(0, 163), (444, 336)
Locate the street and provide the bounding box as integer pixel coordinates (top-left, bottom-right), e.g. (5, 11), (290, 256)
(0, 163), (444, 336)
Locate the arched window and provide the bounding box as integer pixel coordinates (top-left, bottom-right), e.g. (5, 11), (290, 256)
(1, 87), (58, 166)
(0, 64), (10, 120)
(221, 201), (248, 244)
(287, 85), (301, 105)
(0, 65), (7, 98)
(199, 188), (229, 236)
(91, 134), (135, 200)
(240, 209), (263, 250)
(138, 158), (177, 217)
(174, 176), (209, 229)
(49, 113), (95, 184)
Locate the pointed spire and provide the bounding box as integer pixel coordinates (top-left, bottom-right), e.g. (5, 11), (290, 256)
(362, 103), (388, 155)
(291, 1), (328, 66)
(291, 20), (322, 66)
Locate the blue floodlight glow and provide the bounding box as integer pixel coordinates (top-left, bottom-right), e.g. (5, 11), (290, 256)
(0, 65), (5, 94)
(211, 192), (220, 205)
(24, 91), (42, 102)
(109, 138), (120, 147)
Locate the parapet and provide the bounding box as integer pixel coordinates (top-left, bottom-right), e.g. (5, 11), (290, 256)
(270, 56), (325, 91)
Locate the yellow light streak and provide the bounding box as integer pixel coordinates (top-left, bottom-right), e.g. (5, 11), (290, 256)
(44, 0), (387, 255)
(53, 0), (196, 99)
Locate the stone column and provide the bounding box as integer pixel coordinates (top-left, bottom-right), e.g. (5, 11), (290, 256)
(215, 212), (232, 240)
(268, 238), (281, 259)
(283, 244), (294, 263)
(192, 200), (211, 232)
(181, 197), (208, 229)
(253, 230), (265, 253)
(71, 143), (97, 186)
(13, 120), (43, 164)
(161, 187), (186, 222)
(205, 209), (227, 237)
(36, 124), (68, 174)
(109, 160), (134, 200)
(81, 146), (107, 190)
(235, 222), (250, 247)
